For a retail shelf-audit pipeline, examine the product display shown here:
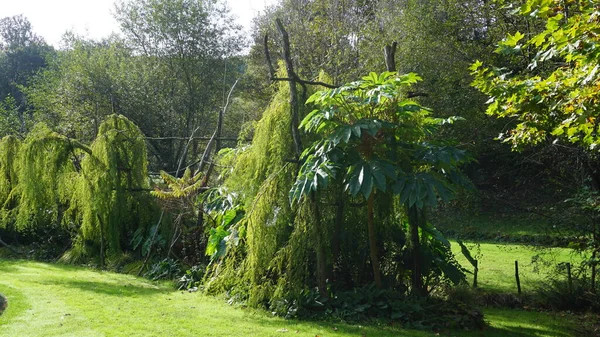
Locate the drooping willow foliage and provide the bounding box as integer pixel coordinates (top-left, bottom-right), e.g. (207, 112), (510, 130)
(67, 114), (156, 261)
(0, 135), (21, 229)
(204, 75), (300, 305)
(204, 71), (398, 307)
(0, 114), (157, 263)
(16, 124), (89, 230)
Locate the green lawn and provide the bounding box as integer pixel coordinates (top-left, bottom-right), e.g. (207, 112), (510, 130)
(0, 259), (581, 336)
(451, 241), (580, 294)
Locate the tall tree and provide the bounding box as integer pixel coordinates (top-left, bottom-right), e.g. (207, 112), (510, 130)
(0, 15), (53, 135)
(471, 0), (600, 290)
(114, 0), (245, 171)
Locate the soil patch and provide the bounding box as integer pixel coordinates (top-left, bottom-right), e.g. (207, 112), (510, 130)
(0, 293), (6, 316)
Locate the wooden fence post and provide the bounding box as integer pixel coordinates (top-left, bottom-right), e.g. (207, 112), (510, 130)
(567, 262), (573, 294)
(473, 259), (478, 288)
(515, 260), (522, 296)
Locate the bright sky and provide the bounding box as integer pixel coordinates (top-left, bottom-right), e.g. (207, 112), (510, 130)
(0, 0), (276, 48)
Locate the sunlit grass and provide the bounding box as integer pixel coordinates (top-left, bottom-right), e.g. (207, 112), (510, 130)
(451, 241), (580, 294)
(0, 259), (580, 336)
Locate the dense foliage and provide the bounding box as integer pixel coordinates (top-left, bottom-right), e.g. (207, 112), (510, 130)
(2, 0), (600, 328)
(0, 115), (156, 265)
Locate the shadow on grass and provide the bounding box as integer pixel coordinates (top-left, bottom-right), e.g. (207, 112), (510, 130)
(241, 308), (577, 337)
(43, 279), (170, 297)
(0, 260), (26, 274)
(0, 284), (28, 325)
(0, 293), (7, 316)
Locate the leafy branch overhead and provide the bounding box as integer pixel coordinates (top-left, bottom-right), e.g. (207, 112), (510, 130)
(471, 0), (600, 149)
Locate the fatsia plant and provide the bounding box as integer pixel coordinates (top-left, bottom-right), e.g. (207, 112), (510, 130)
(290, 72), (471, 293)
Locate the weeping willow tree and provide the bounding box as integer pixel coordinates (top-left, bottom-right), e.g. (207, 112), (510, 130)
(0, 125), (91, 254)
(0, 114), (156, 264)
(203, 71), (301, 303)
(0, 135), (21, 232)
(15, 124), (90, 231)
(66, 114), (156, 265)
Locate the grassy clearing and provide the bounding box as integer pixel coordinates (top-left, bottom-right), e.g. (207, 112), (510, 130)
(0, 259), (581, 337)
(451, 241), (580, 294)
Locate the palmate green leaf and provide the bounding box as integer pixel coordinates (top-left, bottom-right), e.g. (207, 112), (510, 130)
(425, 179), (438, 208)
(363, 72), (380, 84)
(306, 91), (322, 104)
(400, 176), (415, 205)
(330, 125), (354, 145)
(346, 164), (361, 197)
(222, 208), (237, 227)
(396, 72), (422, 85)
(370, 162), (387, 192)
(206, 225), (230, 259)
(392, 176), (407, 196)
(360, 164), (373, 199)
(299, 109), (320, 130)
(421, 221), (450, 248)
(290, 155), (338, 204)
(431, 177), (453, 203)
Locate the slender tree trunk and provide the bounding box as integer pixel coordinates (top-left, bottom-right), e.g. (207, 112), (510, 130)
(311, 192), (328, 296)
(408, 205), (425, 296)
(384, 42), (397, 72)
(275, 19), (302, 159)
(367, 193), (382, 288)
(137, 211), (165, 276)
(593, 221), (598, 293)
(332, 187), (344, 265)
(98, 216), (105, 268)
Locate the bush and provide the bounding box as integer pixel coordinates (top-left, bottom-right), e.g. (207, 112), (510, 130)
(535, 277), (600, 312)
(177, 265), (206, 290)
(144, 258), (180, 281)
(269, 284), (485, 331)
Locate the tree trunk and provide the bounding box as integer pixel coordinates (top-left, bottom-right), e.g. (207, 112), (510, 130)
(275, 19), (302, 159)
(367, 193), (382, 288)
(0, 235), (20, 255)
(311, 192), (329, 296)
(383, 42), (397, 72)
(408, 205), (425, 296)
(332, 187), (344, 266)
(98, 216), (105, 268)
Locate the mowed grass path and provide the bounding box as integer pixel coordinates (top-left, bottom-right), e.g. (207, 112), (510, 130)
(0, 260), (580, 337)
